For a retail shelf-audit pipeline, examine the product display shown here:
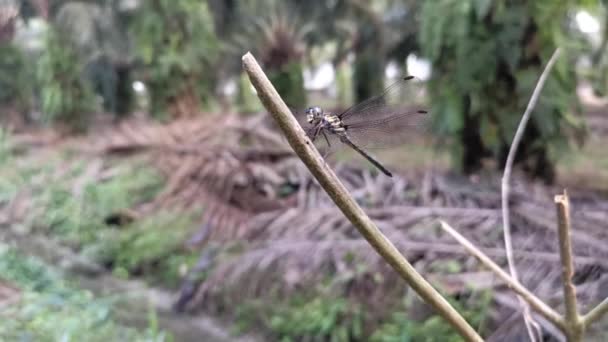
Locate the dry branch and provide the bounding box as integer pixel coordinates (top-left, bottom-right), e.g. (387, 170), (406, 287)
(555, 191), (583, 342)
(582, 297), (608, 327)
(501, 47), (562, 341)
(439, 220), (565, 331)
(242, 52), (483, 342)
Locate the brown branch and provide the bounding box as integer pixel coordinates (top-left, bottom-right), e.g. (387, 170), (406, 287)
(501, 47), (562, 341)
(439, 220), (565, 331)
(555, 191), (583, 342)
(242, 52), (483, 342)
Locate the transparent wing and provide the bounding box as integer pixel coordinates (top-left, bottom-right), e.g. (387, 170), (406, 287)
(338, 76), (425, 123)
(344, 110), (429, 149)
(339, 76), (429, 149)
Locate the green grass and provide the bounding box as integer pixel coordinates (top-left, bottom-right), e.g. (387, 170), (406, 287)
(91, 210), (201, 288)
(0, 245), (171, 342)
(234, 290), (492, 342)
(0, 130), (201, 289)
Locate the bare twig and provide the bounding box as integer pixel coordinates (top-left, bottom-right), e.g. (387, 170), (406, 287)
(242, 52), (483, 342)
(582, 298), (608, 327)
(493, 293), (566, 342)
(501, 48), (562, 341)
(439, 220), (565, 331)
(555, 191), (583, 342)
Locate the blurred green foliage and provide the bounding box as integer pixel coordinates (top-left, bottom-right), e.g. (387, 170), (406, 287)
(0, 246), (171, 341)
(0, 44), (31, 111)
(268, 297), (363, 341)
(588, 2), (608, 96)
(269, 62), (307, 110)
(0, 139), (198, 288)
(235, 290), (492, 342)
(37, 28), (97, 131)
(236, 296), (364, 341)
(93, 211), (200, 288)
(420, 0), (586, 181)
(31, 162), (163, 246)
(237, 71), (263, 113)
(130, 0), (219, 117)
(371, 292), (492, 342)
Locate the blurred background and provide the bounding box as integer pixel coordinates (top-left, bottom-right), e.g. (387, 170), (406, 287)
(0, 0), (607, 341)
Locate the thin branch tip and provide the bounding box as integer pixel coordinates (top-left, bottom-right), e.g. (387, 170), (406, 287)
(501, 47), (562, 340)
(439, 220), (565, 330)
(242, 51), (253, 60)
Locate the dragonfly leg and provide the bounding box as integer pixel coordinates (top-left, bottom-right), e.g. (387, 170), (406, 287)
(323, 133), (330, 146)
(321, 131), (332, 159)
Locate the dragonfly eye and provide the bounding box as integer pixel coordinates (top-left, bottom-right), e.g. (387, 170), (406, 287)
(305, 106), (323, 123)
(306, 113), (314, 124)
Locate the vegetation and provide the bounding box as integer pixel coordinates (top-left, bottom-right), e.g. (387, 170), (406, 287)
(130, 0), (219, 118)
(2, 1), (608, 340)
(99, 211), (200, 288)
(0, 246), (170, 341)
(234, 290), (492, 341)
(0, 44), (31, 115)
(0, 135), (198, 288)
(370, 292), (492, 342)
(419, 0), (586, 181)
(37, 28), (97, 131)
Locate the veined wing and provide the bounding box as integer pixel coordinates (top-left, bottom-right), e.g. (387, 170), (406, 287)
(338, 75), (425, 125)
(343, 109), (429, 149)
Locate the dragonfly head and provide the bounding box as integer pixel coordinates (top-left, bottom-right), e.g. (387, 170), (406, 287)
(305, 106), (323, 124)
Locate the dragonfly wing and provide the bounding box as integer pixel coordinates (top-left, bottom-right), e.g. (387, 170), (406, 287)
(338, 76), (426, 122)
(343, 108), (429, 149)
(335, 75), (428, 149)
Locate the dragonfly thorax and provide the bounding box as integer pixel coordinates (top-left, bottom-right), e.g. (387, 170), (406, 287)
(301, 75), (426, 178)
(322, 113), (346, 134)
(305, 106), (345, 133)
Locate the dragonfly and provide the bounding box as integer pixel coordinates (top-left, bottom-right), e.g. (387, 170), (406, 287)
(302, 76), (428, 177)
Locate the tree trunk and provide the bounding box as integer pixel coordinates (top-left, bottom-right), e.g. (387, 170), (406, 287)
(268, 62), (306, 110)
(353, 49), (385, 103)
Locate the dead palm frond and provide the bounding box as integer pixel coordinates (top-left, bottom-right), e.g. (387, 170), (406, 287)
(92, 114), (296, 243)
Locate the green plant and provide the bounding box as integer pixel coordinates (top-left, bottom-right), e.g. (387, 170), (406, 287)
(234, 289), (492, 341)
(130, 0), (219, 117)
(269, 297), (364, 341)
(0, 43), (31, 112)
(370, 292), (492, 342)
(237, 296), (364, 341)
(107, 211), (199, 287)
(32, 162), (163, 246)
(0, 246), (171, 341)
(36, 28), (97, 131)
(419, 0), (586, 182)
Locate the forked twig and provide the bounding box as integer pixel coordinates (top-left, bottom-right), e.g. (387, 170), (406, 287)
(242, 52), (483, 342)
(439, 220), (565, 331)
(501, 48), (562, 340)
(582, 298), (608, 327)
